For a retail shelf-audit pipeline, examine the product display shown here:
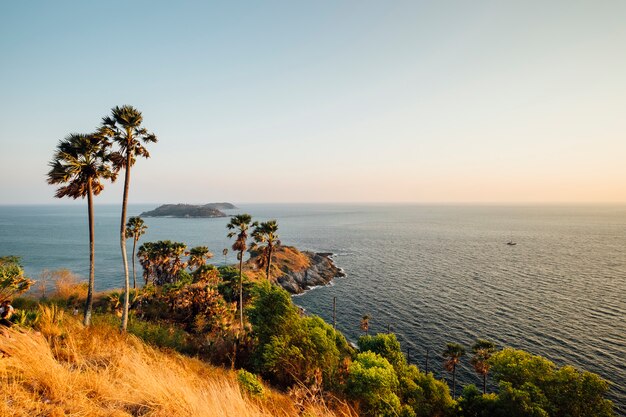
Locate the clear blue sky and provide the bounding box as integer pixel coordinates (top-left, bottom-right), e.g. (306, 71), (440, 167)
(1, 1), (625, 204)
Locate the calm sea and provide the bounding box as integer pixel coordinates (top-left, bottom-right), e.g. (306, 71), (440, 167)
(1, 204), (625, 413)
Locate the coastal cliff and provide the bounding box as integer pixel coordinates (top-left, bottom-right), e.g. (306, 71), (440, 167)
(277, 252), (345, 294)
(244, 246), (345, 294)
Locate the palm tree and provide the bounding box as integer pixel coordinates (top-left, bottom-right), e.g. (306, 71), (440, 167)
(360, 314), (371, 336)
(227, 214), (254, 328)
(100, 105), (157, 331)
(443, 342), (466, 399)
(188, 246), (213, 270)
(47, 133), (117, 326)
(126, 216), (147, 289)
(471, 339), (496, 394)
(251, 220), (280, 281)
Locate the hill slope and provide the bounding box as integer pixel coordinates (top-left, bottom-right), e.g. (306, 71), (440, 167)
(0, 312), (347, 417)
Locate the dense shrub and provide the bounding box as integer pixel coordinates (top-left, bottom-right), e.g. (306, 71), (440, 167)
(0, 256), (34, 302)
(247, 281), (352, 388)
(139, 282), (236, 336)
(399, 365), (455, 417)
(217, 266), (255, 304)
(463, 348), (616, 417)
(237, 369), (265, 398)
(346, 351), (401, 417)
(358, 333), (407, 373)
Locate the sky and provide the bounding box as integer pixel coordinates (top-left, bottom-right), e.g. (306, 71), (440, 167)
(1, 1), (625, 204)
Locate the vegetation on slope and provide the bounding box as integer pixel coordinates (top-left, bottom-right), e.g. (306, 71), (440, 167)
(0, 306), (353, 417)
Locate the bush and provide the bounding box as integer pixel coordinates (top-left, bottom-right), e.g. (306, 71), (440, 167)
(0, 256), (34, 302)
(217, 266), (254, 303)
(137, 282), (236, 336)
(346, 351), (401, 417)
(486, 348), (614, 417)
(457, 384), (497, 417)
(247, 282), (352, 388)
(358, 333), (407, 373)
(399, 365), (455, 417)
(9, 309), (40, 328)
(237, 369), (265, 398)
(92, 314), (194, 354)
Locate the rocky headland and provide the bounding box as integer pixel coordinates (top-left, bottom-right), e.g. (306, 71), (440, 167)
(245, 246), (345, 294)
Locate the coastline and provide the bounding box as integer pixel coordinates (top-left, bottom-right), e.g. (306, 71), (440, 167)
(276, 251), (346, 294)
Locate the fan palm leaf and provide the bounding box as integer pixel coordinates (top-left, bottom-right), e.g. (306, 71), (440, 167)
(100, 105), (157, 331)
(47, 133), (117, 326)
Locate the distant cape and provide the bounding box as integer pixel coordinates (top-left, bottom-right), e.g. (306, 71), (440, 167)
(140, 203), (237, 218)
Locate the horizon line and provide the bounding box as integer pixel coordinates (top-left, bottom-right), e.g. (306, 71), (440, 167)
(1, 201), (626, 207)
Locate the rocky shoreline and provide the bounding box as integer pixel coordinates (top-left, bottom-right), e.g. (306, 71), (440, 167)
(276, 252), (346, 294)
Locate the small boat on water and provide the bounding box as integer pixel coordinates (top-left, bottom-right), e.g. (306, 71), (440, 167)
(506, 240), (517, 246)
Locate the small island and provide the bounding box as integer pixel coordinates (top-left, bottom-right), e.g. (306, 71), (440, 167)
(140, 203), (237, 218)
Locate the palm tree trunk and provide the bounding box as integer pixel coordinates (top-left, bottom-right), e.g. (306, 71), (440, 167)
(266, 245), (273, 281)
(132, 238), (137, 289)
(83, 180), (95, 326)
(483, 373), (487, 394)
(238, 251), (244, 328)
(452, 365), (457, 399)
(120, 151), (131, 331)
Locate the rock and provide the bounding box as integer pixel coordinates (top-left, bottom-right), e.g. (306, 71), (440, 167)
(276, 252), (345, 294)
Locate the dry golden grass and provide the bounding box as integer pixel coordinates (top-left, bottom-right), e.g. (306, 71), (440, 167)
(0, 309), (353, 417)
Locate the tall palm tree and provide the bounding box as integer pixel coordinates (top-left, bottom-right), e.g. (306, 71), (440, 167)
(471, 339), (496, 394)
(251, 220), (280, 281)
(443, 342), (466, 399)
(100, 105), (157, 331)
(227, 214), (254, 328)
(47, 133), (117, 326)
(126, 216), (147, 289)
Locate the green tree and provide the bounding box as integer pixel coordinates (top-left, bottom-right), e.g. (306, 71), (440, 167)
(47, 133), (117, 326)
(358, 333), (407, 373)
(489, 348), (614, 417)
(0, 256), (35, 302)
(443, 342), (466, 399)
(226, 214), (254, 328)
(247, 281), (351, 388)
(488, 348), (554, 389)
(217, 266), (253, 303)
(457, 384), (498, 417)
(399, 364), (455, 417)
(100, 105), (157, 331)
(247, 280), (299, 346)
(471, 339), (496, 394)
(250, 220), (280, 281)
(125, 216), (147, 289)
(346, 351), (401, 417)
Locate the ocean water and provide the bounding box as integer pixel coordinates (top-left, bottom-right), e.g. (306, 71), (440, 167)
(1, 204), (625, 413)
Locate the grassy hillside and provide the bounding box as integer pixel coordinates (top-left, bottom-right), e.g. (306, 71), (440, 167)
(243, 245), (311, 282)
(0, 307), (353, 417)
